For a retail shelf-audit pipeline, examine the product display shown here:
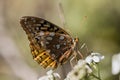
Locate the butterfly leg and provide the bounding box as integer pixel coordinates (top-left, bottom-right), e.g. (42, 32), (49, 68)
(80, 43), (88, 52)
(76, 50), (83, 59)
(59, 49), (72, 64)
(70, 55), (76, 68)
(70, 51), (79, 68)
(80, 43), (92, 57)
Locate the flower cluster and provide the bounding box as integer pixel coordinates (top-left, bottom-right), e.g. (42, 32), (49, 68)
(38, 52), (104, 80)
(65, 60), (92, 80)
(65, 52), (104, 80)
(85, 52), (104, 64)
(38, 70), (60, 80)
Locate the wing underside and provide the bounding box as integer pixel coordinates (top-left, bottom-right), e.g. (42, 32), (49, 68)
(20, 16), (74, 69)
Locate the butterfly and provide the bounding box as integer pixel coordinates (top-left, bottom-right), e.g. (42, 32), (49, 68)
(20, 16), (83, 69)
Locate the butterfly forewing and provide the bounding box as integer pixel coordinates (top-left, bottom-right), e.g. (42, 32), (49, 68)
(20, 16), (74, 69)
(20, 16), (69, 35)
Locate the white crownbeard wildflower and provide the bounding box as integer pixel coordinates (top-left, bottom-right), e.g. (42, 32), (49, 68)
(85, 52), (104, 64)
(65, 60), (92, 80)
(38, 70), (60, 80)
(112, 53), (120, 75)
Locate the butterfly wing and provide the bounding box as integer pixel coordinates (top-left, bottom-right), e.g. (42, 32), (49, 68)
(20, 16), (74, 68)
(20, 16), (70, 36)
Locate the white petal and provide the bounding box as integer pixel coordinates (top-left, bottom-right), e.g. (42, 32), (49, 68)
(85, 56), (92, 64)
(112, 53), (120, 75)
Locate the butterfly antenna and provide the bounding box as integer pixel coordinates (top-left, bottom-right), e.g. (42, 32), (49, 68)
(57, 0), (67, 28)
(80, 16), (87, 27)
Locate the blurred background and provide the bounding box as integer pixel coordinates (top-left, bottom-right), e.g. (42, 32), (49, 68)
(0, 0), (120, 80)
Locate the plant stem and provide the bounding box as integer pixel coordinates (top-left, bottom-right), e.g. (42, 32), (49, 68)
(92, 74), (101, 80)
(97, 63), (101, 80)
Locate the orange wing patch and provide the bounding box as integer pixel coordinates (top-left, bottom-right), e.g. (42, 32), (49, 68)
(30, 43), (57, 68)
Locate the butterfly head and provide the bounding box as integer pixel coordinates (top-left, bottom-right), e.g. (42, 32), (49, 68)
(73, 37), (79, 45)
(74, 37), (79, 43)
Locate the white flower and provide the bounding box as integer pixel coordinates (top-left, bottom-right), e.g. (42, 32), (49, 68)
(38, 70), (60, 80)
(112, 53), (120, 75)
(85, 52), (104, 64)
(65, 60), (92, 80)
(38, 76), (49, 80)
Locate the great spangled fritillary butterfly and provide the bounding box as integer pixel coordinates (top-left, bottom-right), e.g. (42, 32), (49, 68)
(20, 16), (83, 69)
